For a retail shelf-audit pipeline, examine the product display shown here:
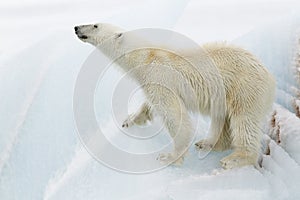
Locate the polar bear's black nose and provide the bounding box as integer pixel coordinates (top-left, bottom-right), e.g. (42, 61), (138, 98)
(74, 26), (79, 31)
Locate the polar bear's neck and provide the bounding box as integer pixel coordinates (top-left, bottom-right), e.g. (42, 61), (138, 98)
(97, 43), (141, 72)
(95, 32), (154, 73)
(96, 40), (135, 72)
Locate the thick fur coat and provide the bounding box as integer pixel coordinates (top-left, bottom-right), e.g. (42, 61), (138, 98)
(75, 23), (276, 169)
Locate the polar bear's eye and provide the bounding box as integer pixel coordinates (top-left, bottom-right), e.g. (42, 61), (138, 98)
(94, 25), (98, 28)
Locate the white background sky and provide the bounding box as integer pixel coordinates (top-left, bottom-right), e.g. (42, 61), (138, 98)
(0, 0), (299, 54)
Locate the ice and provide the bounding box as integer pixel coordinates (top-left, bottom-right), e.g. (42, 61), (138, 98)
(167, 167), (271, 200)
(262, 140), (300, 200)
(0, 34), (91, 199)
(1, 0), (300, 199)
(268, 105), (300, 164)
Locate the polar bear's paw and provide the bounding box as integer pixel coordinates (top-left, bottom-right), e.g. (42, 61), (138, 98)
(220, 151), (256, 169)
(156, 153), (184, 166)
(195, 139), (214, 151)
(122, 116), (134, 128)
(122, 113), (148, 128)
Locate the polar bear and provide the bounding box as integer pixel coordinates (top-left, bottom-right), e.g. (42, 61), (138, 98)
(75, 23), (276, 169)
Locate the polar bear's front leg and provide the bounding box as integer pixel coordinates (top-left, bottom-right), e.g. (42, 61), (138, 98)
(156, 100), (192, 166)
(122, 102), (152, 128)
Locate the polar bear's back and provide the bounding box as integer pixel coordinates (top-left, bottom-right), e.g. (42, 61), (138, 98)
(202, 42), (268, 74)
(203, 42), (276, 117)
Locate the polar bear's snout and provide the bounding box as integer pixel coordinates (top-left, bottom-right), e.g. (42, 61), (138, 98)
(74, 26), (89, 40)
(75, 23), (126, 46)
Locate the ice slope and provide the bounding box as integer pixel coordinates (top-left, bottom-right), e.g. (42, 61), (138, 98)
(0, 0), (300, 200)
(0, 34), (94, 199)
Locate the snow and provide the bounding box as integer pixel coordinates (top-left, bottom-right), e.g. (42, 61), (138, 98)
(268, 105), (300, 164)
(1, 0), (300, 200)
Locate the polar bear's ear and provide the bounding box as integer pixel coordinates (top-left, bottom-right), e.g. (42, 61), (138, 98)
(115, 32), (123, 39)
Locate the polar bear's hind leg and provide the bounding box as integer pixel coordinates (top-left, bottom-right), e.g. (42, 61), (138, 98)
(195, 116), (232, 151)
(220, 115), (261, 169)
(211, 117), (232, 151)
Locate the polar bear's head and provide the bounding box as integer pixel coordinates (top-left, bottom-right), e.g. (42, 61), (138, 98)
(74, 23), (124, 46)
